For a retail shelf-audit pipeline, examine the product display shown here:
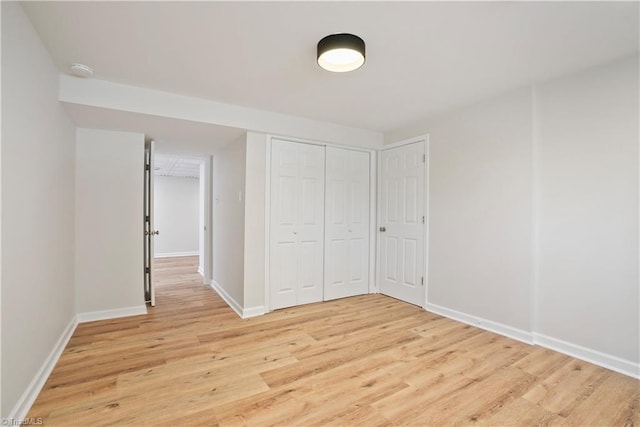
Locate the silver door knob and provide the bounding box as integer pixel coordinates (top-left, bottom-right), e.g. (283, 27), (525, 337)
(379, 226), (386, 232)
(153, 230), (160, 235)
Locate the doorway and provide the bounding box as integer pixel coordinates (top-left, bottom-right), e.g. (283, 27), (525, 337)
(144, 145), (213, 306)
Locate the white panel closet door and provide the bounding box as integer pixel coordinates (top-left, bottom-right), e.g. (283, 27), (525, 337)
(379, 142), (425, 306)
(324, 147), (370, 300)
(270, 139), (325, 310)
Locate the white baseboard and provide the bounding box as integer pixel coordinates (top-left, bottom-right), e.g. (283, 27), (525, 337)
(208, 280), (266, 319)
(209, 280), (243, 319)
(7, 316), (78, 422)
(76, 305), (148, 323)
(533, 333), (639, 379)
(154, 251), (199, 259)
(425, 303), (534, 344)
(242, 305), (266, 318)
(425, 302), (639, 379)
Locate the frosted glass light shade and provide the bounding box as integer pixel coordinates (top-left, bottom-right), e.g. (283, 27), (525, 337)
(317, 33), (365, 72)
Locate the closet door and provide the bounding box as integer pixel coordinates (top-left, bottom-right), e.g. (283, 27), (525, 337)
(270, 139), (325, 310)
(324, 147), (370, 300)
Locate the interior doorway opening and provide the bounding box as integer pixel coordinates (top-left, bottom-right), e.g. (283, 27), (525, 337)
(144, 146), (214, 306)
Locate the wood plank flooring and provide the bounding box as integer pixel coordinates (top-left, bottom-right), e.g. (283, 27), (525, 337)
(28, 256), (639, 426)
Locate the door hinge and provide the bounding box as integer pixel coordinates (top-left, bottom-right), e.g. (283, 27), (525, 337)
(145, 267), (150, 274)
(422, 154), (426, 163)
(421, 277), (424, 286)
(422, 216), (425, 224)
(145, 164), (150, 171)
(145, 215), (150, 222)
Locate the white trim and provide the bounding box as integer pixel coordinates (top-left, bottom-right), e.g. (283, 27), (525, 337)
(533, 333), (640, 379)
(375, 146), (382, 295)
(76, 305), (148, 323)
(423, 135), (430, 309)
(426, 302), (534, 345)
(381, 134), (428, 150)
(6, 316), (78, 422)
(210, 279), (243, 319)
(154, 251), (199, 259)
(242, 306), (266, 318)
(264, 136), (272, 313)
(368, 149), (378, 294)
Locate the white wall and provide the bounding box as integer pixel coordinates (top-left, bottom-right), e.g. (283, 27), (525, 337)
(154, 175), (199, 257)
(59, 76), (383, 149)
(75, 128), (146, 314)
(212, 136), (247, 307)
(423, 88), (534, 332)
(535, 56), (639, 365)
(385, 56), (639, 375)
(1, 2), (76, 416)
(243, 132), (267, 311)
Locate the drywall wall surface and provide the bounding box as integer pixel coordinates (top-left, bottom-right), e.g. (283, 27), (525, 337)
(243, 132), (267, 310)
(213, 136), (247, 307)
(536, 56), (639, 364)
(75, 128), (145, 313)
(1, 2), (76, 416)
(198, 162), (207, 276)
(154, 175), (200, 256)
(385, 56), (639, 372)
(59, 76), (383, 149)
(425, 88), (534, 332)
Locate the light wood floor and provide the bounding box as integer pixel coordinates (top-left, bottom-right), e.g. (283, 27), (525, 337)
(29, 256), (638, 426)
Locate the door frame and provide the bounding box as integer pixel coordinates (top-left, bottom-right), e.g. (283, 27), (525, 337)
(376, 134), (429, 309)
(199, 155), (214, 284)
(146, 151), (213, 305)
(264, 134), (378, 312)
(144, 139), (156, 306)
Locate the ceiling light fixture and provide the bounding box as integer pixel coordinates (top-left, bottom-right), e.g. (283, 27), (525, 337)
(69, 63), (94, 78)
(317, 33), (365, 73)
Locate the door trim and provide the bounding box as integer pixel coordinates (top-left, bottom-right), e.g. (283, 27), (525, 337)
(264, 134), (378, 312)
(376, 134), (429, 309)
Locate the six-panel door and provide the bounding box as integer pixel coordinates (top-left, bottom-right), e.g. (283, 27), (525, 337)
(270, 139), (325, 310)
(324, 147), (370, 300)
(379, 142), (425, 306)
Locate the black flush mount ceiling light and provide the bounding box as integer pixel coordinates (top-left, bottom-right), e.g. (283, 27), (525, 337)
(317, 33), (365, 72)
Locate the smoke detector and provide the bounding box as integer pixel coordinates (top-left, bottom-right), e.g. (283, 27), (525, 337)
(69, 63), (94, 78)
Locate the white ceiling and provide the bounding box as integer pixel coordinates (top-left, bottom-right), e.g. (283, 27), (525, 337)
(154, 154), (202, 179)
(23, 1), (639, 134)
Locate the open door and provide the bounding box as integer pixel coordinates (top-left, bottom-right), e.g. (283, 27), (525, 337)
(378, 141), (425, 307)
(144, 139), (157, 306)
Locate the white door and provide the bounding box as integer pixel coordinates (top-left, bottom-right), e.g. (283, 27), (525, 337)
(379, 142), (425, 306)
(270, 139), (325, 310)
(144, 140), (157, 306)
(324, 147), (370, 300)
